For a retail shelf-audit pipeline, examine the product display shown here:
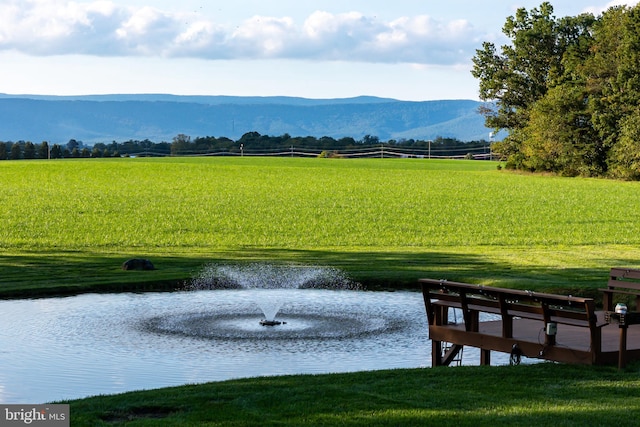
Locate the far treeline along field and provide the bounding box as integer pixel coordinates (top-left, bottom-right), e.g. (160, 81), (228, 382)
(0, 133), (491, 160)
(1, 156), (639, 298)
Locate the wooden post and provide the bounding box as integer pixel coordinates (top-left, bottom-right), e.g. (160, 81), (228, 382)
(469, 310), (480, 332)
(542, 303), (557, 346)
(432, 340), (443, 367)
(619, 324), (628, 369)
(499, 294), (513, 338)
(545, 329), (557, 346)
(480, 349), (491, 366)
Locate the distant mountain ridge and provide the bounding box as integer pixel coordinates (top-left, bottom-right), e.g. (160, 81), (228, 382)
(0, 94), (495, 144)
(0, 93), (398, 106)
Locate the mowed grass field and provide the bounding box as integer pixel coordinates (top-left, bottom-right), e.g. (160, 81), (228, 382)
(1, 156), (640, 296)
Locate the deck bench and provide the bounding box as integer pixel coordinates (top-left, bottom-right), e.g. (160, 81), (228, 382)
(420, 279), (607, 367)
(599, 268), (640, 367)
(601, 268), (640, 312)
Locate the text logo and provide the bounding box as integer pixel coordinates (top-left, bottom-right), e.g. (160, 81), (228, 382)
(1, 405), (69, 427)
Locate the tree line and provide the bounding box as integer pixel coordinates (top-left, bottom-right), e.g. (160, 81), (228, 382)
(473, 2), (640, 179)
(0, 134), (490, 160)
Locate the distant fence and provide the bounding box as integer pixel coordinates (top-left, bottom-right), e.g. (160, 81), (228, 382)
(129, 145), (496, 160)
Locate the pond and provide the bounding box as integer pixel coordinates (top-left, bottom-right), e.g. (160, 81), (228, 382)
(0, 289), (513, 403)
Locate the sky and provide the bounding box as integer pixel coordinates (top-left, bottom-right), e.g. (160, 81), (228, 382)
(0, 0), (637, 101)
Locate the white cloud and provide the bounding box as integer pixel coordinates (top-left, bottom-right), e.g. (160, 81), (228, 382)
(0, 0), (126, 55)
(114, 6), (184, 55)
(0, 0), (482, 65)
(230, 16), (297, 57)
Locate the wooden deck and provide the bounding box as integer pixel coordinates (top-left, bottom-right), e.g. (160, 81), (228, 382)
(437, 312), (640, 366)
(420, 278), (640, 368)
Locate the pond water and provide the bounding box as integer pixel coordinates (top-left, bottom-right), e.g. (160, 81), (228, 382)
(0, 289), (514, 403)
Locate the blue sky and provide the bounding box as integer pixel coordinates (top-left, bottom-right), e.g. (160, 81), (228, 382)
(0, 0), (636, 100)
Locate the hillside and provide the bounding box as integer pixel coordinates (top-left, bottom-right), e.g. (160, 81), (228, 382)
(0, 94), (494, 144)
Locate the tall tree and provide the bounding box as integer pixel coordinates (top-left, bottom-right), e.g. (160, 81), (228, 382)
(582, 6), (629, 151)
(10, 143), (21, 160)
(608, 107), (640, 179)
(521, 84), (597, 175)
(518, 12), (601, 175)
(38, 141), (49, 159)
(170, 134), (192, 155)
(23, 141), (36, 159)
(472, 3), (598, 170)
(471, 2), (560, 132)
(66, 139), (81, 152)
(50, 144), (63, 159)
(576, 5), (640, 177)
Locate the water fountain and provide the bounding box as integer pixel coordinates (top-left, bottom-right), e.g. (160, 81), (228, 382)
(186, 263), (360, 330)
(141, 263), (384, 341)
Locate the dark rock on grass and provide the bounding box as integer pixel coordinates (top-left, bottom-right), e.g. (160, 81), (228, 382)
(122, 258), (155, 271)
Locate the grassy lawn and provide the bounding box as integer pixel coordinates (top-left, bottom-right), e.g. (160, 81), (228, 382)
(1, 157), (640, 297)
(65, 363), (640, 426)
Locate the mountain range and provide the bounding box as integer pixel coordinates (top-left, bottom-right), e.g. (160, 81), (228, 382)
(0, 94), (496, 144)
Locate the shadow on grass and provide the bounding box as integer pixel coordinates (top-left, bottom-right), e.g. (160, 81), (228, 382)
(67, 363), (640, 426)
(0, 247), (632, 299)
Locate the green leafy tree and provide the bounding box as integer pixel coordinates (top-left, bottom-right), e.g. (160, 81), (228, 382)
(518, 11), (601, 175)
(472, 2), (561, 133)
(93, 142), (107, 153)
(50, 144), (63, 159)
(360, 135), (380, 145)
(582, 6), (630, 152)
(0, 142), (7, 160)
(521, 85), (597, 175)
(66, 139), (81, 152)
(576, 5), (640, 177)
(472, 3), (598, 171)
(23, 141), (36, 159)
(237, 132), (261, 145)
(608, 107), (640, 180)
(171, 133), (192, 155)
(38, 141), (49, 159)
(9, 143), (21, 160)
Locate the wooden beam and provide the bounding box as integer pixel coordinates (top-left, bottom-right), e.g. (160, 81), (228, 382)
(480, 349), (491, 366)
(442, 344), (464, 367)
(432, 340), (443, 366)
